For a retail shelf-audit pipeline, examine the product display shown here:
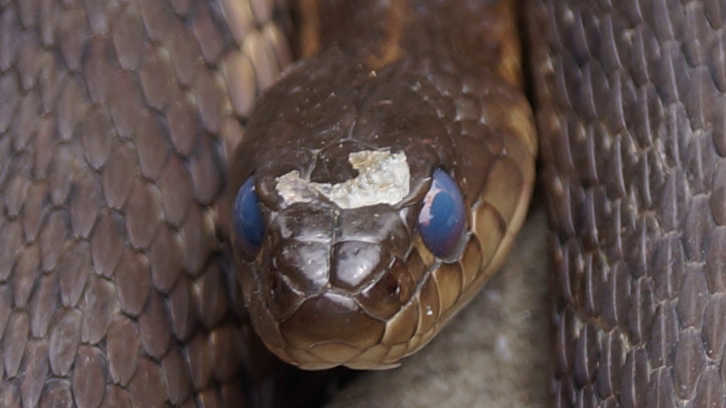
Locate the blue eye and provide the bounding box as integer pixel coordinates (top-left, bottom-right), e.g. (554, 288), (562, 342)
(233, 177), (265, 259)
(417, 169), (466, 259)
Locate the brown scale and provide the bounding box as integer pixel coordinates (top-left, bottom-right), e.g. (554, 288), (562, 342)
(0, 0), (337, 407)
(5, 0), (718, 406)
(527, 0), (726, 406)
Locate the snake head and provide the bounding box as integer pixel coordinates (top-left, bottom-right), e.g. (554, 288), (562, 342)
(232, 139), (477, 369)
(229, 43), (534, 369)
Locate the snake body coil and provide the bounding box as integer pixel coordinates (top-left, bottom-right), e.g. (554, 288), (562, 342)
(528, 0), (726, 406)
(2, 0), (723, 406)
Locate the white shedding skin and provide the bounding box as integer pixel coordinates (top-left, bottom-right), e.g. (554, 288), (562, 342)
(275, 150), (410, 209)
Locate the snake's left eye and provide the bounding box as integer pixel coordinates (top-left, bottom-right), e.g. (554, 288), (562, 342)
(233, 177), (265, 259)
(417, 169), (466, 259)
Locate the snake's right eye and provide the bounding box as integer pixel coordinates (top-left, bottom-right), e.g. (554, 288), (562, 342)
(233, 177), (265, 259)
(417, 169), (466, 259)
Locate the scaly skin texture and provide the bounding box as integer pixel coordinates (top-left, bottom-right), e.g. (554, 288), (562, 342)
(528, 0), (726, 406)
(4, 0), (724, 407)
(0, 0), (338, 407)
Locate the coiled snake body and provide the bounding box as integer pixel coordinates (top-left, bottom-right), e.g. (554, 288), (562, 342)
(0, 0), (723, 407)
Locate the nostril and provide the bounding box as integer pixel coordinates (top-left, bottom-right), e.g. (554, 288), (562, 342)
(382, 272), (410, 304)
(385, 277), (401, 299)
(356, 258), (415, 321)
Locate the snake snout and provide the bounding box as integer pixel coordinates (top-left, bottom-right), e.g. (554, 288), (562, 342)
(246, 254), (428, 369)
(243, 202), (450, 369)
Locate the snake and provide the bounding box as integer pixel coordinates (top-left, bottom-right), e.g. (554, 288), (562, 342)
(231, 0), (535, 371)
(0, 0), (721, 407)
